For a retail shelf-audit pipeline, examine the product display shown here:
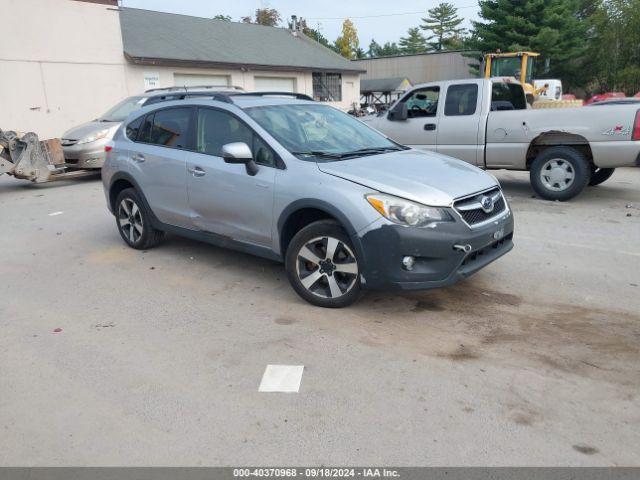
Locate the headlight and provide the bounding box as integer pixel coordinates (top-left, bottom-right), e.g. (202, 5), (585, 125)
(76, 128), (111, 145)
(366, 193), (453, 227)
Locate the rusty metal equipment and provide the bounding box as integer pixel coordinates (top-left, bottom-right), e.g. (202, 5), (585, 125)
(0, 129), (96, 183)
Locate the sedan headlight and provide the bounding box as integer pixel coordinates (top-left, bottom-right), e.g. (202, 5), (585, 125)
(366, 193), (453, 227)
(76, 128), (111, 145)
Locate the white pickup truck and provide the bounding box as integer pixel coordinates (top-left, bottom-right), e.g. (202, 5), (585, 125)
(364, 78), (640, 200)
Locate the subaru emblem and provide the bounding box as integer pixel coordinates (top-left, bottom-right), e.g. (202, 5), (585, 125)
(480, 195), (494, 212)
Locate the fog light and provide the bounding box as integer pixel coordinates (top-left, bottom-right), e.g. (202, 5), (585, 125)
(402, 256), (415, 271)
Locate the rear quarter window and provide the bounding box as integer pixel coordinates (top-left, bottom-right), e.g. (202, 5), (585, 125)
(125, 116), (144, 141)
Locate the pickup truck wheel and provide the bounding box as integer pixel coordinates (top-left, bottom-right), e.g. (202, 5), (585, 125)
(285, 220), (361, 308)
(115, 188), (164, 250)
(589, 167), (615, 186)
(530, 147), (590, 201)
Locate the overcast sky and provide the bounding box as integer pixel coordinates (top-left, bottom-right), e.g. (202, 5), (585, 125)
(120, 0), (480, 48)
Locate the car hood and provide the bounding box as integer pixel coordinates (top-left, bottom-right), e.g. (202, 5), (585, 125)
(317, 149), (498, 206)
(61, 120), (120, 141)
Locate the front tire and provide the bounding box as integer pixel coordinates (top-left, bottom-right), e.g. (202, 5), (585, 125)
(529, 146), (591, 201)
(589, 167), (615, 186)
(115, 188), (164, 250)
(285, 220), (361, 308)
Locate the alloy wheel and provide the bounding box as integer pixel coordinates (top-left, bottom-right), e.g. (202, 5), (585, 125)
(540, 158), (575, 191)
(118, 198), (144, 244)
(295, 236), (358, 299)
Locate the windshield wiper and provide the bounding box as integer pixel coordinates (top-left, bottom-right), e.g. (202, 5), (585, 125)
(291, 150), (344, 159)
(335, 146), (403, 158)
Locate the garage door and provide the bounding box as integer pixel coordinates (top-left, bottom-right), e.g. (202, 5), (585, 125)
(254, 76), (296, 92)
(173, 73), (230, 88)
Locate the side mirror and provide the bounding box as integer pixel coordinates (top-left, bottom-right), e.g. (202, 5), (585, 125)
(222, 142), (258, 176)
(387, 102), (408, 121)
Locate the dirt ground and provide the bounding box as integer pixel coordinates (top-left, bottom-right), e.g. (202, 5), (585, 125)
(0, 168), (638, 466)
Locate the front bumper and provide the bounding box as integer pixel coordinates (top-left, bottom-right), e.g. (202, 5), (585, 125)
(62, 139), (109, 169)
(356, 209), (514, 291)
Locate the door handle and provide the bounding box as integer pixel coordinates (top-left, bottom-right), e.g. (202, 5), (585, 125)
(424, 123), (437, 131)
(132, 153), (145, 162)
(188, 166), (206, 177)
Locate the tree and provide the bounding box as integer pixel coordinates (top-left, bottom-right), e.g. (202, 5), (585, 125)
(399, 27), (428, 54)
(334, 19), (360, 59)
(582, 0), (640, 94)
(468, 0), (588, 90)
(379, 42), (401, 56)
(242, 8), (281, 26)
(421, 2), (465, 51)
(213, 14), (232, 21)
(368, 39), (383, 57)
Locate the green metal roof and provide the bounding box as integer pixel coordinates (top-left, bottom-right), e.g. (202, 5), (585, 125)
(120, 8), (364, 73)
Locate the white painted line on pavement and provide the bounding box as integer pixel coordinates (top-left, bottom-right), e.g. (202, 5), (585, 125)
(48, 211), (64, 216)
(259, 365), (304, 393)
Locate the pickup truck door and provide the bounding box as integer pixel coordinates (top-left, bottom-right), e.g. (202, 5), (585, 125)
(377, 86), (441, 150)
(436, 81), (484, 165)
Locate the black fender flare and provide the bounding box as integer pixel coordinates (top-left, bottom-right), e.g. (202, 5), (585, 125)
(276, 198), (366, 265)
(107, 172), (163, 229)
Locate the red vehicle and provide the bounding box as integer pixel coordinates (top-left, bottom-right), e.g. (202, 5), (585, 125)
(585, 92), (626, 104)
(635, 92), (640, 98)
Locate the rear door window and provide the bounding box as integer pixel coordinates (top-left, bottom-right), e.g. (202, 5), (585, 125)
(147, 107), (193, 149)
(444, 84), (479, 116)
(491, 83), (527, 110)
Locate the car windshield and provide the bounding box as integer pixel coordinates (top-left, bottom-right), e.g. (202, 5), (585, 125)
(99, 96), (146, 122)
(245, 104), (402, 161)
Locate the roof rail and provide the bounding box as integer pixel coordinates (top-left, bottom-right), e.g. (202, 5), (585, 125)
(233, 92), (314, 101)
(145, 85), (245, 93)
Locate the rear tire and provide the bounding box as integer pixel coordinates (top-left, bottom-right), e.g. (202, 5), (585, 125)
(115, 188), (164, 250)
(529, 146), (591, 201)
(589, 167), (615, 186)
(285, 220), (361, 308)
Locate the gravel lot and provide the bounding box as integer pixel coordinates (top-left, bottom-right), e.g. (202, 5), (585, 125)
(1, 168), (639, 466)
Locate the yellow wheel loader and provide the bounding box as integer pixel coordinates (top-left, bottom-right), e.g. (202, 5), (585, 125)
(483, 51), (581, 108)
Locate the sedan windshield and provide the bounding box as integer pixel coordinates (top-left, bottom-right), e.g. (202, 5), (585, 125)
(245, 104), (402, 160)
(99, 96), (146, 122)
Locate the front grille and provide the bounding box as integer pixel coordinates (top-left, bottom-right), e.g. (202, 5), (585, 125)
(461, 233), (513, 266)
(454, 187), (507, 227)
(61, 139), (78, 147)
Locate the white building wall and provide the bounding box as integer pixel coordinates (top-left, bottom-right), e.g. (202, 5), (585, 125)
(0, 0), (127, 138)
(0, 0), (360, 138)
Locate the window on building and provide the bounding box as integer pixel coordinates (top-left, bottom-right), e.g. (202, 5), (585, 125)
(444, 84), (478, 116)
(147, 107), (193, 148)
(313, 73), (342, 102)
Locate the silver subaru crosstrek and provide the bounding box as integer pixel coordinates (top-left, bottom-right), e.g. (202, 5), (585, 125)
(102, 92), (514, 307)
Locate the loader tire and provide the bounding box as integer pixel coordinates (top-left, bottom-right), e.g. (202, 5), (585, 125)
(530, 146), (591, 201)
(115, 188), (164, 250)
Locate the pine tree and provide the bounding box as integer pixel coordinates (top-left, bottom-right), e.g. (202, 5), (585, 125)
(469, 0), (587, 89)
(399, 27), (428, 54)
(368, 39), (383, 57)
(420, 2), (465, 51)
